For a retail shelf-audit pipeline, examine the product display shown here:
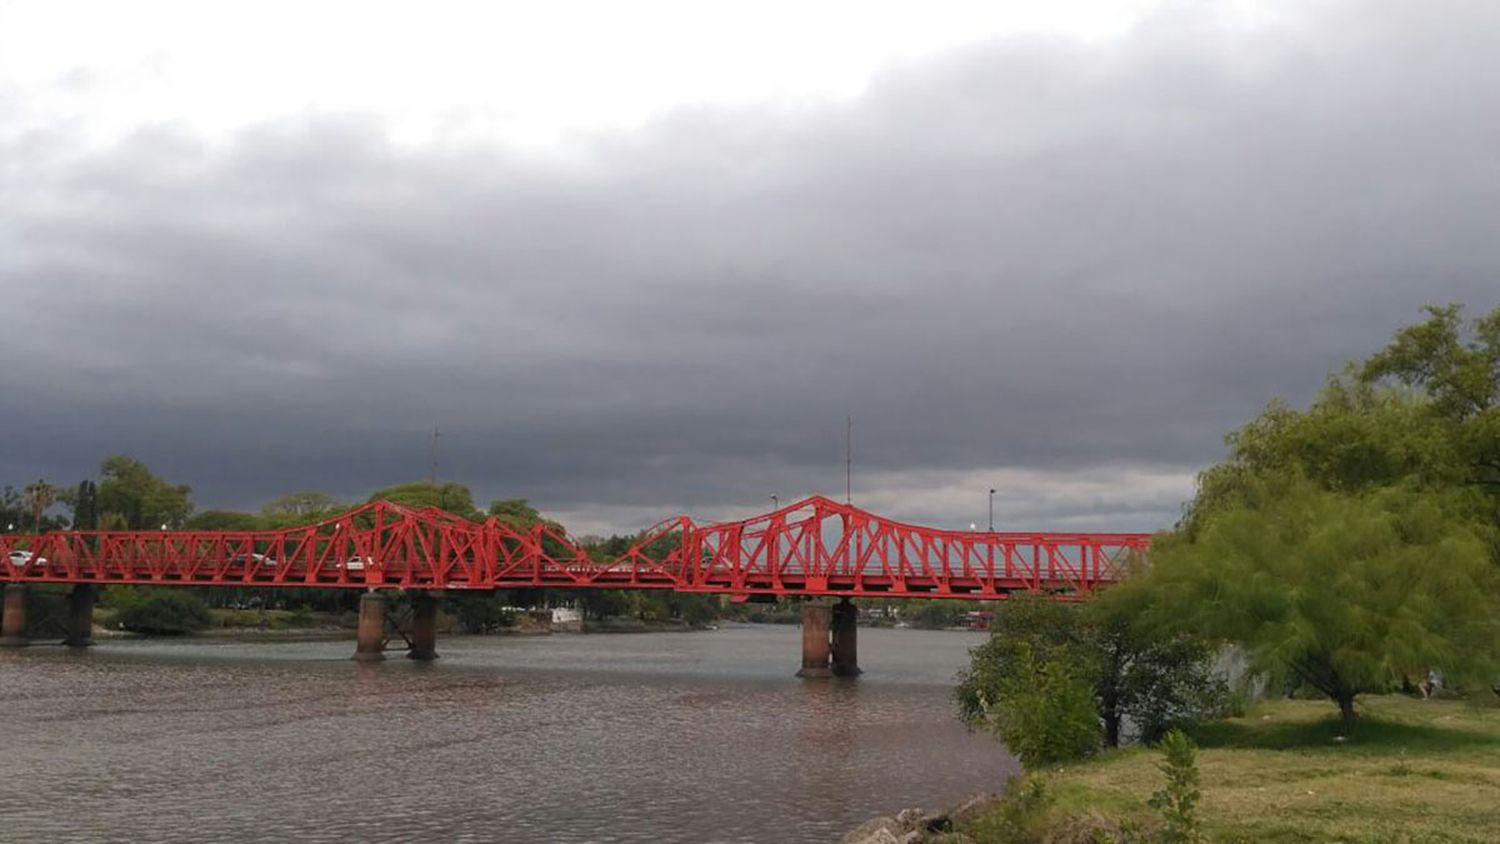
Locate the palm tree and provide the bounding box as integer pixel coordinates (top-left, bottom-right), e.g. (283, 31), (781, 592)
(23, 479), (56, 533)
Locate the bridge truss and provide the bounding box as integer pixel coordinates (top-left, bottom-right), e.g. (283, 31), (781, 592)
(0, 496), (1149, 599)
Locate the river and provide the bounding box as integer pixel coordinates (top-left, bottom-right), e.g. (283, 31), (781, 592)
(0, 625), (1017, 843)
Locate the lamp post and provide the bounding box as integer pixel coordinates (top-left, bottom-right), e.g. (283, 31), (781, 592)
(988, 488), (996, 532)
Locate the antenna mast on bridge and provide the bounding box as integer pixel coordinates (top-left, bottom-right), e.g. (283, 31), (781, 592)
(845, 415), (852, 505)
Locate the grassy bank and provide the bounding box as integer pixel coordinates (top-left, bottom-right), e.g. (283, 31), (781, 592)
(956, 695), (1500, 842)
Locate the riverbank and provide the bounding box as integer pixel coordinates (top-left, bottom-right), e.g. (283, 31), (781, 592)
(916, 695), (1500, 842)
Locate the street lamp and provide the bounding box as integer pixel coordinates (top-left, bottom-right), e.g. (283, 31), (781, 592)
(988, 488), (996, 532)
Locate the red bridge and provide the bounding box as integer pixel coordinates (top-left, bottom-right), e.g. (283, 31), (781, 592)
(0, 495), (1150, 672)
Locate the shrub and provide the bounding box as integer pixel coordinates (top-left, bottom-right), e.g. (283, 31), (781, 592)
(1148, 730), (1203, 843)
(985, 641), (1101, 767)
(966, 778), (1054, 842)
(116, 591), (212, 635)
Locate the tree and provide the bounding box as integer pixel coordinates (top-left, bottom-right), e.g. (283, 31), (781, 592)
(958, 593), (1224, 748)
(23, 480), (56, 533)
(368, 481), (479, 519)
(1360, 303), (1500, 422)
(116, 590), (213, 635)
(1084, 576), (1230, 747)
(1143, 474), (1500, 729)
(488, 498), (545, 528)
(1149, 730), (1204, 844)
(261, 491), (340, 518)
(69, 480), (99, 531)
(96, 456), (193, 530)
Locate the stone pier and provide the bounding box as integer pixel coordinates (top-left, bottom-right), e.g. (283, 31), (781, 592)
(830, 597), (861, 676)
(407, 591), (438, 661)
(796, 600), (832, 677)
(0, 583), (26, 647)
(64, 584), (96, 648)
(353, 591), (387, 661)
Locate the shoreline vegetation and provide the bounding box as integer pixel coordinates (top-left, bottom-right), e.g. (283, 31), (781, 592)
(851, 305), (1500, 842)
(849, 695), (1500, 843)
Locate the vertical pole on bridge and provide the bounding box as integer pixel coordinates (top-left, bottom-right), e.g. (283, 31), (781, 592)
(0, 584), (26, 647)
(796, 599), (832, 677)
(407, 591), (438, 661)
(63, 584), (95, 648)
(830, 597), (861, 676)
(353, 591), (387, 662)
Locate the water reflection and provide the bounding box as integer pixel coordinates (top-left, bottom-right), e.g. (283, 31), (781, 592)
(0, 626), (1016, 843)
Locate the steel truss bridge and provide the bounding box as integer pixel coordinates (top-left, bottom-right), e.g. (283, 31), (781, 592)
(0, 495), (1149, 600)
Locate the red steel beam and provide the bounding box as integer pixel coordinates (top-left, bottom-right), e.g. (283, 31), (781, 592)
(0, 496), (1150, 599)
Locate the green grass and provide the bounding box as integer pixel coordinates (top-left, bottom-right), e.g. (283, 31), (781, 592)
(956, 695), (1500, 843)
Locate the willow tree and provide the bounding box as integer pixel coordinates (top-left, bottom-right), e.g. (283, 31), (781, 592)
(1143, 473), (1500, 729)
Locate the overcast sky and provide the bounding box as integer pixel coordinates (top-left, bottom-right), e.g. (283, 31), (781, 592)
(2, 0), (1498, 536)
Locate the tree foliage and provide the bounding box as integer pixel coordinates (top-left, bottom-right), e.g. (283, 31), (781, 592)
(1149, 730), (1204, 844)
(261, 491), (340, 518)
(1145, 474), (1500, 728)
(1147, 305), (1500, 728)
(982, 640), (1101, 767)
(96, 456), (193, 530)
(23, 480), (57, 533)
(116, 590), (213, 635)
(368, 481), (480, 519)
(958, 594), (1224, 753)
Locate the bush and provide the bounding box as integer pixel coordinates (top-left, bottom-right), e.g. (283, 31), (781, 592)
(116, 592), (212, 635)
(1149, 730), (1203, 843)
(986, 641), (1101, 767)
(967, 778), (1054, 842)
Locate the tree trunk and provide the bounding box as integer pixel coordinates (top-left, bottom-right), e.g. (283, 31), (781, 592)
(1336, 692), (1357, 731)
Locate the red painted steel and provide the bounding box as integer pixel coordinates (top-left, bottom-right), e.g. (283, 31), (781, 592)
(0, 496), (1149, 599)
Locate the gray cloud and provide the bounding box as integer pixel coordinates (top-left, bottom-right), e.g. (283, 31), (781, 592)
(3, 1), (1499, 533)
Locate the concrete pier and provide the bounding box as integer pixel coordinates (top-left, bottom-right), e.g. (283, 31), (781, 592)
(353, 591), (387, 661)
(796, 600), (832, 677)
(407, 592), (438, 661)
(830, 597), (861, 676)
(64, 584), (96, 648)
(0, 584), (26, 647)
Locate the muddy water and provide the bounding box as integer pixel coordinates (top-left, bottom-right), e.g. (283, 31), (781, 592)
(0, 625), (1016, 843)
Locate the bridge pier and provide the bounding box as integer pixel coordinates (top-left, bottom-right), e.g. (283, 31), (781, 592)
(0, 584), (26, 647)
(796, 600), (832, 677)
(830, 597), (861, 676)
(407, 592), (439, 661)
(353, 591), (387, 662)
(64, 585), (96, 648)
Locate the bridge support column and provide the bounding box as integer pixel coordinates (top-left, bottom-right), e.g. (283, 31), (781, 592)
(831, 597), (861, 676)
(353, 591), (386, 662)
(64, 585), (96, 648)
(796, 600), (832, 677)
(407, 592), (438, 661)
(0, 584), (27, 647)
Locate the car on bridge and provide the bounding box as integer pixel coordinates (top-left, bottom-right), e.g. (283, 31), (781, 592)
(7, 550), (46, 569)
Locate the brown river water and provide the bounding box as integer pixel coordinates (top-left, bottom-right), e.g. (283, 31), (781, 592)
(0, 625), (1017, 843)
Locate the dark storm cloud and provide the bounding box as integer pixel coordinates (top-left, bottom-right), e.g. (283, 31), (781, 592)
(3, 1), (1499, 533)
